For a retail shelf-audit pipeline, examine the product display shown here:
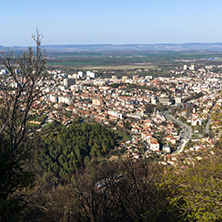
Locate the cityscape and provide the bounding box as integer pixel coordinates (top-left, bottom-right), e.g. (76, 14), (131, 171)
(1, 61), (220, 159)
(1, 46), (222, 220)
(1, 0), (222, 221)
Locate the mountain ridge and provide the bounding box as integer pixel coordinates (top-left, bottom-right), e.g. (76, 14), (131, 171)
(2, 43), (222, 52)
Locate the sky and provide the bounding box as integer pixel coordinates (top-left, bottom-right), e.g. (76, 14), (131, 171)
(1, 0), (222, 46)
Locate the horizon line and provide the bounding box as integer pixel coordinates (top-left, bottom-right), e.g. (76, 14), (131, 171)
(2, 42), (222, 48)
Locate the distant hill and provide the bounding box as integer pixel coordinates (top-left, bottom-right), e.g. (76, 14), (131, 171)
(2, 43), (222, 52)
(36, 43), (222, 52)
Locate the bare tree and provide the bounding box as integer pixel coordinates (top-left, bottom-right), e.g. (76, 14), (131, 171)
(72, 159), (179, 222)
(0, 30), (51, 156)
(0, 30), (53, 221)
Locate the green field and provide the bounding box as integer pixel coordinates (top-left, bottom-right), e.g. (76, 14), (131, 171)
(46, 51), (222, 76)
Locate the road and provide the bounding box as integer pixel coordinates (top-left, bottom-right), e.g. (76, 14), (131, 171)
(206, 115), (211, 136)
(176, 139), (189, 154)
(205, 102), (215, 137)
(163, 111), (192, 154)
(163, 111), (192, 139)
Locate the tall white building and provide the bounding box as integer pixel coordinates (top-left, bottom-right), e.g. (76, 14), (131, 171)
(78, 71), (83, 78)
(189, 64), (195, 71)
(86, 71), (95, 78)
(151, 96), (157, 105)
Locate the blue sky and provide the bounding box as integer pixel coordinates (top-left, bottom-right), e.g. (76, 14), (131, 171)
(1, 0), (222, 46)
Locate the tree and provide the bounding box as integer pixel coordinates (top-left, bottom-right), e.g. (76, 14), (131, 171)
(124, 120), (131, 130)
(32, 122), (119, 183)
(144, 103), (155, 114)
(167, 149), (222, 221)
(0, 30), (51, 155)
(72, 159), (181, 222)
(0, 30), (51, 220)
(0, 138), (34, 221)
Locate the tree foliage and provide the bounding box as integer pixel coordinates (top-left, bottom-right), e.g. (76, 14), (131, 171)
(22, 159), (183, 222)
(144, 103), (155, 114)
(166, 149), (222, 221)
(183, 92), (204, 103)
(33, 122), (119, 183)
(0, 141), (33, 222)
(72, 159), (180, 222)
(16, 148), (222, 222)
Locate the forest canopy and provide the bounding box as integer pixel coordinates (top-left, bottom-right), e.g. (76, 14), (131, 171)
(32, 121), (120, 182)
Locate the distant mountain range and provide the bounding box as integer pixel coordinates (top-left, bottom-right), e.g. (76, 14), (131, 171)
(2, 43), (222, 52)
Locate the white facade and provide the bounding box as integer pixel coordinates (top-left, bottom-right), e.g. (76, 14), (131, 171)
(162, 145), (171, 154)
(151, 97), (157, 105)
(86, 71), (95, 78)
(175, 97), (182, 104)
(58, 96), (72, 105)
(108, 110), (123, 120)
(150, 142), (160, 151)
(0, 69), (8, 75)
(189, 64), (195, 71)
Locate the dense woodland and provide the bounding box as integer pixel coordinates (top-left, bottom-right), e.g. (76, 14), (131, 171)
(30, 121), (119, 183)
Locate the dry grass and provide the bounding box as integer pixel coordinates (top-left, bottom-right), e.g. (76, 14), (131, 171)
(54, 65), (157, 70)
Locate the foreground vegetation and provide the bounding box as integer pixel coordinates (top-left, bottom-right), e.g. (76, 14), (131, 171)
(2, 147), (222, 222)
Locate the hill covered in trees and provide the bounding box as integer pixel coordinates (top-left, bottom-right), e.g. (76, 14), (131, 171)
(31, 121), (120, 183)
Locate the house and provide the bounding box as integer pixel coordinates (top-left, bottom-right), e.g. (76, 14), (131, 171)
(150, 139), (160, 151)
(162, 145), (171, 154)
(191, 114), (202, 126)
